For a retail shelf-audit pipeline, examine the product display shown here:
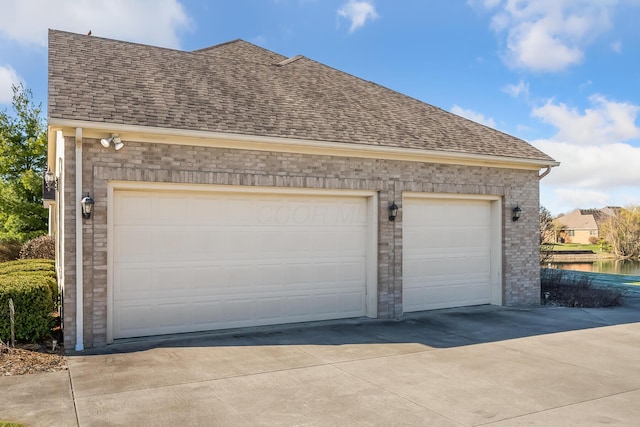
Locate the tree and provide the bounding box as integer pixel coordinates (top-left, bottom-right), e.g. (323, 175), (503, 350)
(539, 205), (557, 264)
(539, 205), (554, 244)
(0, 84), (48, 242)
(600, 206), (640, 260)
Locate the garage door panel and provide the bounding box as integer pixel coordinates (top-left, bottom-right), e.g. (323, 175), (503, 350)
(115, 268), (153, 298)
(404, 283), (491, 312)
(113, 189), (369, 339)
(115, 229), (152, 261)
(407, 227), (489, 250)
(153, 196), (188, 221)
(403, 197), (494, 313)
(405, 200), (490, 226)
(116, 193), (152, 224)
(404, 256), (489, 279)
(190, 301), (223, 325)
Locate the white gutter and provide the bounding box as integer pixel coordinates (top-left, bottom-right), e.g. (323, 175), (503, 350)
(49, 118), (560, 171)
(75, 127), (84, 351)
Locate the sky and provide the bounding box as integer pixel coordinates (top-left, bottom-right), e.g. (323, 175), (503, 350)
(1, 0), (639, 216)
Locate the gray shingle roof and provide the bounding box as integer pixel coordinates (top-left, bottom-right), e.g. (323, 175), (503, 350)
(48, 30), (555, 162)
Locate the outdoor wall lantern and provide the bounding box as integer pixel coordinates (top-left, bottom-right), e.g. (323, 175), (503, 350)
(44, 167), (58, 191)
(80, 193), (95, 219)
(389, 202), (399, 222)
(100, 134), (124, 151)
(512, 206), (522, 222)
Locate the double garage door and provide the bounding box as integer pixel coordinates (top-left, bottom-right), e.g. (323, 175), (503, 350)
(112, 188), (370, 339)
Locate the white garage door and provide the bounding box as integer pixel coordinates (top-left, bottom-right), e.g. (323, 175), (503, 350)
(112, 188), (369, 339)
(403, 197), (496, 312)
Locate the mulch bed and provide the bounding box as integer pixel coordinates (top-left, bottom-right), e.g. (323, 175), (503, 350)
(0, 339), (67, 376)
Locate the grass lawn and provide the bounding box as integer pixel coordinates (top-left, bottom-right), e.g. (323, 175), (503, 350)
(545, 243), (603, 252)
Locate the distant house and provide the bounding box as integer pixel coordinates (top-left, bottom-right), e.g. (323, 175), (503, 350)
(556, 207), (619, 244)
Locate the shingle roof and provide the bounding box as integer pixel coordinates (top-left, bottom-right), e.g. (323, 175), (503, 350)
(559, 208), (619, 230)
(560, 210), (598, 230)
(48, 30), (555, 163)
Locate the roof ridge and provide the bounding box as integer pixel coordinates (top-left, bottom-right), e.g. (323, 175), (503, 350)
(191, 38), (244, 53)
(276, 55), (305, 66)
(48, 28), (189, 54)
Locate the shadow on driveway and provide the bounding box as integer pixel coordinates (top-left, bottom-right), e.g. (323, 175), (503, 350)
(77, 294), (640, 356)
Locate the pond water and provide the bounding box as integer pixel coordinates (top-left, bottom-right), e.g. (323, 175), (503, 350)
(547, 259), (640, 276)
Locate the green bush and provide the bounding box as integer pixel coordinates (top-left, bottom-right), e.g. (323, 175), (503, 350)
(19, 235), (55, 260)
(0, 239), (22, 262)
(0, 259), (58, 341)
(0, 259), (55, 275)
(0, 259), (57, 306)
(0, 275), (55, 342)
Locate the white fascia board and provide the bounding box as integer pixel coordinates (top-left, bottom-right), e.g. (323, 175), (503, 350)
(49, 118), (560, 171)
(47, 126), (58, 170)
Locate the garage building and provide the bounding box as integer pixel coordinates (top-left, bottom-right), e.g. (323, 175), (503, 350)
(46, 30), (557, 350)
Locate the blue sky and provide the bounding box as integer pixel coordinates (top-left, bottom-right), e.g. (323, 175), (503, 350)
(1, 0), (639, 215)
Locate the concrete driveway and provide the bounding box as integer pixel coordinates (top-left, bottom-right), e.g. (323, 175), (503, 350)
(3, 298), (640, 426)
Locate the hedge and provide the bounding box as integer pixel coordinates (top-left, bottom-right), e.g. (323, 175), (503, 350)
(0, 259), (55, 275)
(0, 259), (58, 342)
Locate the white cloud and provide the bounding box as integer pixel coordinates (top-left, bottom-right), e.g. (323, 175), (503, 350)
(482, 0), (502, 8)
(0, 0), (192, 49)
(467, 0), (502, 10)
(502, 80), (529, 98)
(337, 1), (379, 33)
(535, 140), (640, 189)
(533, 95), (640, 145)
(532, 95), (640, 214)
(451, 105), (497, 128)
(541, 186), (613, 215)
(478, 0), (616, 72)
(611, 40), (622, 53)
(0, 65), (22, 104)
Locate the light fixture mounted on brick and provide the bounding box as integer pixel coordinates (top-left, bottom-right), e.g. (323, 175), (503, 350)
(80, 193), (94, 219)
(100, 134), (124, 151)
(389, 202), (399, 221)
(44, 167), (58, 191)
(512, 206), (521, 222)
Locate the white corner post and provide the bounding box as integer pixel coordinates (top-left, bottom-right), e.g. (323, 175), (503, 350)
(75, 127), (84, 351)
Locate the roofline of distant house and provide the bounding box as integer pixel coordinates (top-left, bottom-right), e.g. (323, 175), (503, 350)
(48, 118), (560, 171)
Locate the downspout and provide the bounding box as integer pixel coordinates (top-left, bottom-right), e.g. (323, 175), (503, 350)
(75, 127), (84, 351)
(539, 166), (552, 180)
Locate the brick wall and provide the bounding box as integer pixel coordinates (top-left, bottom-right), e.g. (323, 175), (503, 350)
(62, 137), (542, 349)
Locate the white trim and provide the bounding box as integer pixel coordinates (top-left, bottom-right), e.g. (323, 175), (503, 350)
(490, 199), (502, 306)
(106, 183), (114, 343)
(109, 180), (376, 197)
(106, 181), (378, 343)
(402, 192), (503, 307)
(366, 196), (378, 318)
(49, 118), (559, 171)
(75, 128), (84, 351)
(56, 154), (64, 320)
(403, 192), (502, 201)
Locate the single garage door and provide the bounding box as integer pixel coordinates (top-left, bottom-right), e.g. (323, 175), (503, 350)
(112, 188), (369, 339)
(403, 196), (498, 312)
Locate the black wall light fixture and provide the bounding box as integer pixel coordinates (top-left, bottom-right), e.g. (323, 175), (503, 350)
(44, 167), (58, 191)
(389, 202), (399, 221)
(512, 206), (522, 222)
(81, 193), (95, 219)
